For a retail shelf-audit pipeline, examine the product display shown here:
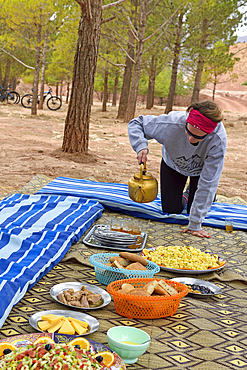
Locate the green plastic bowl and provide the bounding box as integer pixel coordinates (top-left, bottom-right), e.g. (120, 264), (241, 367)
(107, 326), (150, 364)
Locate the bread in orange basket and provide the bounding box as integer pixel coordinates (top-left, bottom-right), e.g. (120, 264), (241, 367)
(143, 280), (158, 294)
(117, 279), (178, 298)
(158, 280), (178, 295)
(129, 288), (151, 297)
(154, 284), (170, 296)
(118, 283), (135, 294)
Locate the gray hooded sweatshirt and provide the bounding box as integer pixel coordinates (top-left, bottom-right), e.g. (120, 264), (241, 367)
(128, 111), (227, 231)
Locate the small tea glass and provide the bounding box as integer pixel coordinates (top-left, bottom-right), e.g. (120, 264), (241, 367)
(131, 219), (142, 237)
(225, 217), (234, 232)
(122, 218), (133, 233)
(111, 218), (123, 232)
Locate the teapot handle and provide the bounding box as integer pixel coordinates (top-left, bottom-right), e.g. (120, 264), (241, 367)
(140, 162), (147, 179)
(140, 163), (144, 180)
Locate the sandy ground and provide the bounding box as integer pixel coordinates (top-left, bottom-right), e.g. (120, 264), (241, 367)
(0, 97), (247, 201)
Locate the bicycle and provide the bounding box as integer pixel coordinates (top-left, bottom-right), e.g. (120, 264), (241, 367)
(0, 85), (20, 104)
(21, 87), (62, 111)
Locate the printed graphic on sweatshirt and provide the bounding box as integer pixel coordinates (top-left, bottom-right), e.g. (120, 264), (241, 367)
(175, 154), (203, 175)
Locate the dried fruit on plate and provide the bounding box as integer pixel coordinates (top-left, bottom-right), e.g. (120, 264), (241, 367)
(187, 284), (214, 294)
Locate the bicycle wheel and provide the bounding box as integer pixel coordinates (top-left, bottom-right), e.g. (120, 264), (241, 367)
(8, 91), (20, 104)
(21, 94), (33, 108)
(0, 92), (5, 102)
(47, 96), (62, 111)
(15, 92), (21, 104)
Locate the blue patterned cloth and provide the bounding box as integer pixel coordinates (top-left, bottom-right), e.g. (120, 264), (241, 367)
(37, 177), (247, 231)
(0, 193), (104, 328)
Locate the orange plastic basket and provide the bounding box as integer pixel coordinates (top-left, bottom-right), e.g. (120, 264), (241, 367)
(107, 278), (189, 319)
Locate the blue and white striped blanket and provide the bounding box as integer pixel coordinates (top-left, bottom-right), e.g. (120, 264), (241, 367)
(37, 177), (247, 231)
(0, 193), (104, 328)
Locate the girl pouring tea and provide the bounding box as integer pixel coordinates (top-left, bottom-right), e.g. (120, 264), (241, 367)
(128, 101), (227, 238)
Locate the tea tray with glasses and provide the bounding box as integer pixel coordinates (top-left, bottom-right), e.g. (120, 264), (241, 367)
(82, 225), (148, 252)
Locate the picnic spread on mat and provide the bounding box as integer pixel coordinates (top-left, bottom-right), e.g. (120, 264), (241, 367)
(0, 174), (247, 369)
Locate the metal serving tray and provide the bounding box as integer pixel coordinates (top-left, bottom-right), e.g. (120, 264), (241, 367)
(83, 224), (148, 252)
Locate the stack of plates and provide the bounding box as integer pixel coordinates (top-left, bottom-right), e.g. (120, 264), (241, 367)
(93, 227), (137, 248)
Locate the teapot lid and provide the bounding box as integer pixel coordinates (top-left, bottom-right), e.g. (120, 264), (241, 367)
(134, 171), (153, 180)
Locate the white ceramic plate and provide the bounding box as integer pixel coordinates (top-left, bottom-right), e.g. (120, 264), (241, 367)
(170, 277), (222, 297)
(29, 309), (100, 335)
(50, 282), (111, 310)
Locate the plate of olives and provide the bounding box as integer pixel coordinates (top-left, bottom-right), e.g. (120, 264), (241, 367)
(170, 277), (222, 298)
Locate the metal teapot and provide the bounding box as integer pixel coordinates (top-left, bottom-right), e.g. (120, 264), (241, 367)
(128, 162), (158, 203)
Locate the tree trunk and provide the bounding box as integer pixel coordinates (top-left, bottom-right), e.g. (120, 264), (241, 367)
(165, 11), (184, 114)
(3, 58), (11, 89)
(10, 77), (18, 90)
(60, 81), (63, 99)
(62, 0), (102, 154)
(146, 77), (154, 109)
(31, 24), (42, 115)
(66, 81), (70, 104)
(56, 83), (59, 96)
(191, 58), (204, 104)
(212, 81), (216, 101)
(102, 68), (108, 112)
(112, 73), (119, 106)
(0, 66), (2, 86)
(146, 56), (156, 109)
(124, 0), (148, 122)
(117, 30), (135, 119)
(191, 18), (208, 104)
(38, 34), (48, 110)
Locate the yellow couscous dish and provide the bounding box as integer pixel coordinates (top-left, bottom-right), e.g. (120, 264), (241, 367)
(142, 245), (226, 270)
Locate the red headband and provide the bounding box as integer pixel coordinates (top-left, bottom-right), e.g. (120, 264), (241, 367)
(187, 109), (218, 134)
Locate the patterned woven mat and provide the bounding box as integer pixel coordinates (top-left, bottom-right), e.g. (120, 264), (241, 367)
(4, 174), (247, 283)
(1, 175), (247, 369)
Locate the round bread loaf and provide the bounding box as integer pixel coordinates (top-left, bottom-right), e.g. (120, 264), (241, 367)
(119, 252), (148, 266)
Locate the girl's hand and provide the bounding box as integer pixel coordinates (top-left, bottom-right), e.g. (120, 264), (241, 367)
(137, 149), (148, 165)
(182, 228), (210, 238)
